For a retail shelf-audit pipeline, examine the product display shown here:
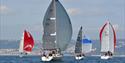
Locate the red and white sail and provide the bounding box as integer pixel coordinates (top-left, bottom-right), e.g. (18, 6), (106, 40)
(19, 30), (34, 54)
(99, 21), (116, 53)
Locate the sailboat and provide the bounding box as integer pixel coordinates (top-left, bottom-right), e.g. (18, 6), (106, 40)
(75, 26), (85, 60)
(99, 21), (116, 59)
(75, 27), (92, 60)
(19, 30), (34, 57)
(41, 0), (72, 61)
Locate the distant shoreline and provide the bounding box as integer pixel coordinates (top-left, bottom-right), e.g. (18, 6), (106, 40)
(0, 39), (125, 41)
(0, 49), (124, 56)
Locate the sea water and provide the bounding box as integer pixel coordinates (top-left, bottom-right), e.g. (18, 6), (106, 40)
(0, 56), (125, 63)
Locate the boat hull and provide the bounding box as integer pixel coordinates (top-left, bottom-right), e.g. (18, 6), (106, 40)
(75, 56), (84, 60)
(19, 54), (23, 58)
(41, 53), (62, 61)
(41, 56), (53, 61)
(19, 52), (28, 57)
(101, 55), (112, 59)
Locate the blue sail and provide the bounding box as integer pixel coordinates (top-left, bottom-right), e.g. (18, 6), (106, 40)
(82, 35), (92, 44)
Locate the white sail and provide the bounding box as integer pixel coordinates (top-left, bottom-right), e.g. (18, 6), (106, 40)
(82, 36), (92, 53)
(19, 32), (24, 53)
(109, 36), (114, 53)
(101, 23), (110, 52)
(82, 44), (92, 53)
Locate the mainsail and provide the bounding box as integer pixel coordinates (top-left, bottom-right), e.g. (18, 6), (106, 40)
(19, 30), (34, 53)
(42, 0), (72, 51)
(82, 35), (92, 53)
(75, 26), (82, 53)
(100, 22), (116, 53)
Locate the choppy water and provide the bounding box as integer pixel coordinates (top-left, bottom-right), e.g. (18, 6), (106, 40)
(0, 56), (125, 63)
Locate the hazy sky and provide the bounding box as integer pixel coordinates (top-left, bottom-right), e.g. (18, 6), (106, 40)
(0, 0), (125, 40)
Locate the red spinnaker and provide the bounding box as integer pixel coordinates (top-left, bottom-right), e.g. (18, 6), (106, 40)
(23, 30), (34, 53)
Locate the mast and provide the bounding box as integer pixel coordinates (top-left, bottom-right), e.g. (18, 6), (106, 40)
(43, 0), (57, 49)
(51, 0), (57, 49)
(54, 0), (57, 49)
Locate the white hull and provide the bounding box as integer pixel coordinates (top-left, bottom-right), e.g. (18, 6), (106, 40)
(41, 53), (62, 61)
(41, 56), (53, 61)
(19, 52), (24, 57)
(19, 52), (27, 57)
(75, 56), (84, 60)
(101, 55), (112, 59)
